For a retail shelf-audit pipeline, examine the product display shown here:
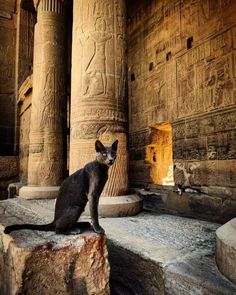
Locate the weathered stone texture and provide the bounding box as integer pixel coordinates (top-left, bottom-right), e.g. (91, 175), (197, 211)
(70, 0), (128, 197)
(27, 0), (67, 188)
(18, 75), (32, 183)
(17, 8), (36, 88)
(0, 3), (16, 155)
(101, 212), (236, 295)
(216, 218), (236, 285)
(136, 188), (236, 223)
(127, 0), (236, 197)
(0, 199), (110, 295)
(0, 1), (16, 13)
(0, 156), (18, 199)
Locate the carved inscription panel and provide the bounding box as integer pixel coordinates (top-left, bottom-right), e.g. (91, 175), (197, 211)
(128, 0), (236, 132)
(127, 0), (236, 189)
(70, 0), (128, 195)
(72, 0), (126, 109)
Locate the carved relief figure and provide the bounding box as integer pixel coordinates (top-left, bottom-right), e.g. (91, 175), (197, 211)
(82, 18), (112, 96)
(39, 66), (56, 129)
(205, 57), (234, 110)
(39, 145), (61, 185)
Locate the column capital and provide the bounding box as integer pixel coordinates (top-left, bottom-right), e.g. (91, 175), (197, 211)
(34, 0), (67, 13)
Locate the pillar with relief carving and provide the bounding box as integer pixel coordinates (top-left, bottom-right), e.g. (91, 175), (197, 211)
(70, 0), (142, 216)
(19, 0), (67, 199)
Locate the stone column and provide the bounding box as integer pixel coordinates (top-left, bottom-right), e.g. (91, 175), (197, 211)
(70, 0), (142, 216)
(19, 0), (67, 199)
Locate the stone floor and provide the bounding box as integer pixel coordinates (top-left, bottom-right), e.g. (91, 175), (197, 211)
(100, 213), (236, 295)
(1, 198), (236, 295)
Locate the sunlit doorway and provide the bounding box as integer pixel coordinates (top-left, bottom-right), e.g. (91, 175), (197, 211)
(146, 123), (174, 186)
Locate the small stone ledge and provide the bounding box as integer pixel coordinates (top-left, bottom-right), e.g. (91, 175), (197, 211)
(100, 213), (236, 295)
(19, 186), (60, 199)
(216, 218), (236, 284)
(84, 195), (143, 217)
(136, 188), (236, 223)
(0, 199), (110, 295)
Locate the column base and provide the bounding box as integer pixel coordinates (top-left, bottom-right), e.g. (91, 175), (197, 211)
(19, 186), (60, 199)
(216, 218), (236, 284)
(84, 195), (143, 217)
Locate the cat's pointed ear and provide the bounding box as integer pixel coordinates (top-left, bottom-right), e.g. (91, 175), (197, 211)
(112, 140), (118, 151)
(95, 140), (105, 152)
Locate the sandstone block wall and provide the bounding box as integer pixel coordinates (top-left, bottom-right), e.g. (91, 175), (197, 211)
(127, 0), (236, 198)
(0, 1), (35, 197)
(18, 75), (33, 184)
(0, 156), (18, 199)
(0, 0), (17, 155)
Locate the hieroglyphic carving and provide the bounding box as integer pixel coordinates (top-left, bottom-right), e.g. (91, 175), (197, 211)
(72, 0), (126, 102)
(76, 18), (112, 97)
(71, 123), (126, 140)
(27, 0), (66, 188)
(70, 0), (128, 196)
(173, 108), (236, 161)
(127, 0), (236, 189)
(0, 26), (16, 94)
(73, 107), (127, 123)
(38, 143), (63, 186)
(176, 28), (236, 119)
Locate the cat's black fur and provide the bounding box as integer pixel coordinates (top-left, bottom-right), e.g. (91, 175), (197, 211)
(4, 140), (118, 235)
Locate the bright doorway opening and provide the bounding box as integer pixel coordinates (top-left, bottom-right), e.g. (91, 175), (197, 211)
(146, 123), (174, 186)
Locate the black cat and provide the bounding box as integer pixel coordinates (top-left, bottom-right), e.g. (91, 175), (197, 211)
(4, 140), (118, 235)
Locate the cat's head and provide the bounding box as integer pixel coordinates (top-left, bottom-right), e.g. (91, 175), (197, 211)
(95, 140), (118, 166)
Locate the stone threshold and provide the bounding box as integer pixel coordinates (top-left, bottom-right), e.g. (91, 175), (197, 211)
(135, 187), (236, 224)
(0, 198), (236, 295)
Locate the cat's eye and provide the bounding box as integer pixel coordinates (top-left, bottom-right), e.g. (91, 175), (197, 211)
(102, 153), (107, 157)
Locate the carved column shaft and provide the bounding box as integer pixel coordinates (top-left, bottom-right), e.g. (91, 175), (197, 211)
(27, 0), (67, 187)
(70, 0), (128, 196)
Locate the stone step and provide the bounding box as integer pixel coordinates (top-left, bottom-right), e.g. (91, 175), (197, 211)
(100, 213), (236, 295)
(1, 198), (236, 295)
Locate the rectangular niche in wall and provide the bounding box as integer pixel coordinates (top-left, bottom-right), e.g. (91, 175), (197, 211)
(146, 123), (174, 186)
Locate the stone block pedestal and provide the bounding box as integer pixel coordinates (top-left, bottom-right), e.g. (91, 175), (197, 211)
(19, 185), (60, 199)
(216, 218), (236, 284)
(0, 199), (110, 295)
(85, 195), (143, 217)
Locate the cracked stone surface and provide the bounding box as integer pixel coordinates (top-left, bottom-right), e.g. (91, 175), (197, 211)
(0, 199), (110, 295)
(100, 213), (236, 295)
(1, 198), (236, 295)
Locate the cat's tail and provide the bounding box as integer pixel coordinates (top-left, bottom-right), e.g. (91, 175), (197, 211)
(4, 222), (55, 234)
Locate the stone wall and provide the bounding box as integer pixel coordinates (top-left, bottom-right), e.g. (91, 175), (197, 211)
(0, 156), (18, 199)
(18, 75), (32, 184)
(127, 0), (236, 198)
(17, 8), (36, 89)
(0, 0), (17, 155)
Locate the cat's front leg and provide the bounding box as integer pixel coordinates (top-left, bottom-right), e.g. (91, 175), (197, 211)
(93, 224), (105, 234)
(88, 193), (105, 234)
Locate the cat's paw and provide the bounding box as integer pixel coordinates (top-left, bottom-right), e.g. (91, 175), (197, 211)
(69, 228), (81, 235)
(93, 226), (105, 234)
